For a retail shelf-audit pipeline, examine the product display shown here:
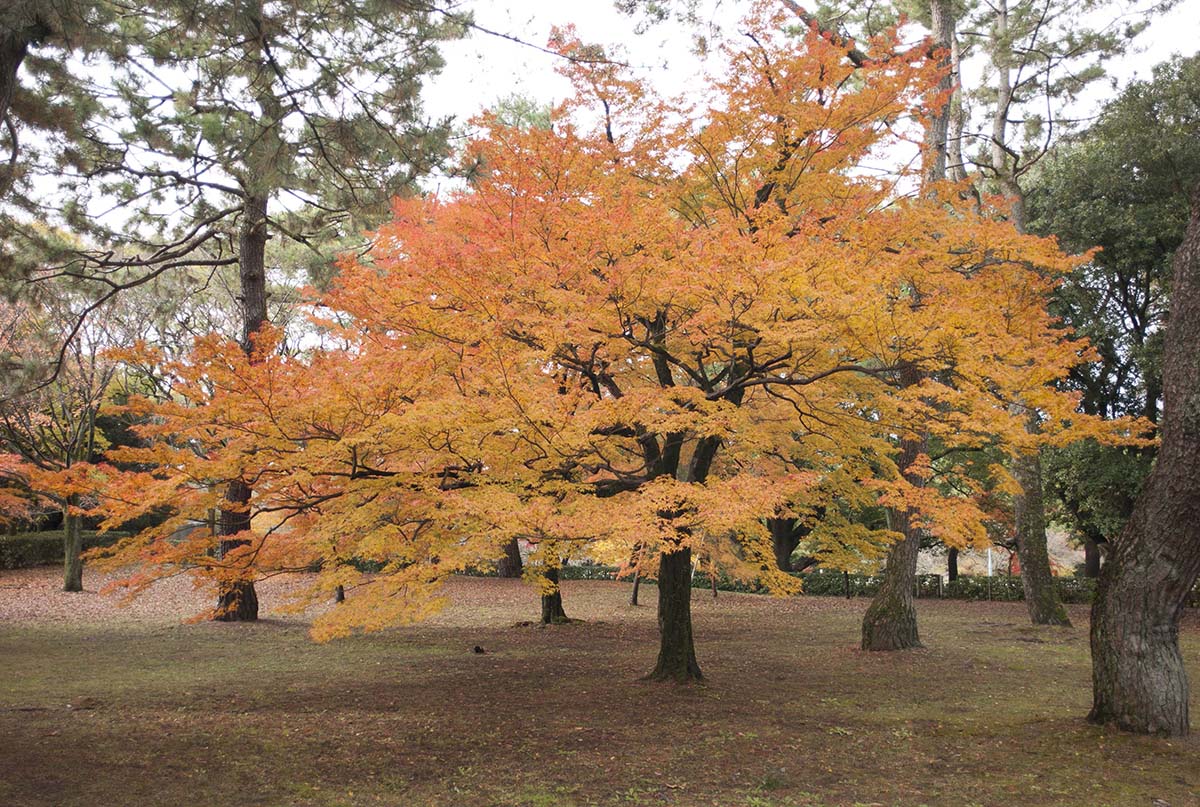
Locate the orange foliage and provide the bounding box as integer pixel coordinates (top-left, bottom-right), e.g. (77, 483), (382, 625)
(81, 2), (1139, 637)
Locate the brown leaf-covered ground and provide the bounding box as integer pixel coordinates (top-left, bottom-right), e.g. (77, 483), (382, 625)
(1, 566), (1197, 807)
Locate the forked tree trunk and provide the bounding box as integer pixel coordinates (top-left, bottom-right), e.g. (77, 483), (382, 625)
(768, 517), (803, 571)
(646, 546), (701, 682)
(1089, 184), (1200, 737)
(497, 537), (523, 578)
(1013, 447), (1071, 626)
(61, 505), (83, 593)
(540, 566), (569, 624)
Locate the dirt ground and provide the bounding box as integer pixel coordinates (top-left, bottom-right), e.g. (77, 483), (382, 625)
(1, 567), (1197, 807)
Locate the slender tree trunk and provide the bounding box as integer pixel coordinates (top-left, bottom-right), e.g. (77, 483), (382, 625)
(540, 565), (569, 624)
(1089, 184), (1200, 737)
(496, 537), (523, 578)
(947, 547), (959, 582)
(1013, 447), (1071, 626)
(1083, 538), (1101, 579)
(646, 546), (702, 682)
(630, 568), (641, 605)
(214, 192), (269, 622)
(61, 502), (83, 592)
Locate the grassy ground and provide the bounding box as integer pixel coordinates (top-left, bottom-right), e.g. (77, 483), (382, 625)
(0, 569), (1197, 807)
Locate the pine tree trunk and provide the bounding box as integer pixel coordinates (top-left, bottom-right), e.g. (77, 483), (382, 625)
(1013, 448), (1071, 626)
(540, 566), (569, 624)
(947, 547), (959, 582)
(646, 546), (702, 682)
(215, 477), (259, 621)
(1089, 184), (1200, 737)
(61, 505), (83, 593)
(497, 537), (522, 578)
(213, 193), (268, 622)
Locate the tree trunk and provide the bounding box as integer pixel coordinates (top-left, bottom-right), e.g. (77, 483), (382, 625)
(496, 537), (522, 578)
(1089, 184), (1200, 737)
(861, 509), (923, 651)
(1013, 447), (1071, 626)
(1083, 537), (1101, 579)
(0, 30), (30, 197)
(862, 364), (927, 652)
(61, 504), (83, 592)
(947, 547), (959, 582)
(334, 584), (345, 603)
(768, 517), (799, 571)
(213, 192), (269, 622)
(646, 546), (702, 682)
(540, 566), (569, 624)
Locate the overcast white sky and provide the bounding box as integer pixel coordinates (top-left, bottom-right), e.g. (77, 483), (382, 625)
(423, 0), (1200, 128)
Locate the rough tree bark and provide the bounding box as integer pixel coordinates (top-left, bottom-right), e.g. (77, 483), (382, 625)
(646, 545), (702, 682)
(540, 565), (569, 625)
(496, 537), (522, 578)
(214, 192), (268, 622)
(1013, 445), (1071, 625)
(859, 0), (954, 650)
(862, 364), (928, 651)
(860, 439), (925, 651)
(1088, 183), (1200, 737)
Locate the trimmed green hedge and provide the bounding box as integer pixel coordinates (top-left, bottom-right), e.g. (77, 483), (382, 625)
(0, 531), (127, 570)
(477, 563), (1200, 607)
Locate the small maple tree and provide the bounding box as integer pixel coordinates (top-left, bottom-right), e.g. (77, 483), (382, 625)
(85, 2), (1133, 679)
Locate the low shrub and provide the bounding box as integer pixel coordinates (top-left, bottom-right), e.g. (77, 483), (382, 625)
(0, 531), (127, 570)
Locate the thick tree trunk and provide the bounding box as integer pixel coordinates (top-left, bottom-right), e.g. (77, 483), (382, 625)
(1013, 448), (1071, 626)
(540, 566), (569, 624)
(1089, 184), (1200, 737)
(1083, 537), (1102, 579)
(496, 537), (522, 578)
(214, 192), (268, 622)
(861, 509), (923, 651)
(862, 363), (927, 651)
(947, 547), (959, 582)
(61, 505), (83, 592)
(768, 517), (800, 572)
(646, 546), (702, 682)
(215, 477), (259, 621)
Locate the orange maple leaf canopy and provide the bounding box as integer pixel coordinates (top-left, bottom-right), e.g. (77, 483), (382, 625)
(86, 1), (1136, 641)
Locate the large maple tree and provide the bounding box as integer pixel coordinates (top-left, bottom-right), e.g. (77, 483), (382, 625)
(88, 3), (1126, 680)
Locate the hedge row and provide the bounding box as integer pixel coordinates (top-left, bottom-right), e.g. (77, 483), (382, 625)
(0, 531), (127, 570)
(532, 564), (1197, 607)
